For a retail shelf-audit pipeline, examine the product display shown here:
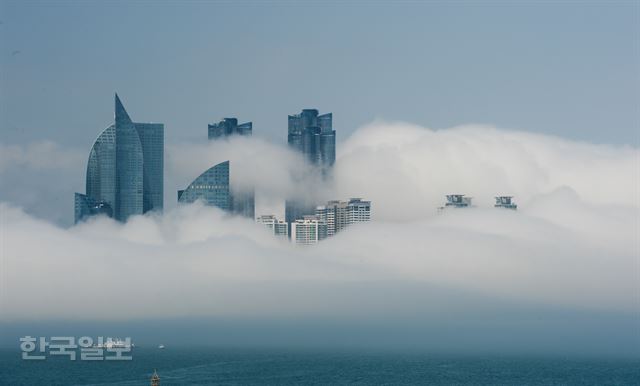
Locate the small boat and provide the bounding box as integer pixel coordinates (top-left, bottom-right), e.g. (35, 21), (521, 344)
(158, 344), (165, 349)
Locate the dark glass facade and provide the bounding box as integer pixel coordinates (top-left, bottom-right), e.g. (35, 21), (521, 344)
(207, 118), (255, 218)
(74, 94), (164, 223)
(177, 161), (231, 211)
(74, 193), (113, 223)
(287, 109), (335, 170)
(208, 118), (252, 139)
(285, 109), (335, 231)
(135, 122), (164, 213)
(86, 124), (116, 210)
(114, 94), (144, 221)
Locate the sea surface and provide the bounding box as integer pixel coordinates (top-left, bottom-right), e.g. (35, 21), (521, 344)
(0, 347), (639, 385)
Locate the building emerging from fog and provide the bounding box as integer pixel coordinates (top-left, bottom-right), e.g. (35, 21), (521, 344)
(208, 118), (252, 139)
(495, 196), (517, 210)
(441, 194), (473, 209)
(316, 198), (371, 237)
(74, 94), (163, 223)
(256, 215), (289, 238)
(285, 109), (336, 234)
(208, 118), (255, 218)
(287, 109), (335, 169)
(177, 161), (231, 211)
(291, 215), (328, 245)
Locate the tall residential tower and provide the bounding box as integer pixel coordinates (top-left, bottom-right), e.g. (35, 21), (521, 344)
(285, 109), (336, 232)
(316, 198), (371, 236)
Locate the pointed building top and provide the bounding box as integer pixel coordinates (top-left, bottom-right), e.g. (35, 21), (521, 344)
(115, 93), (132, 125)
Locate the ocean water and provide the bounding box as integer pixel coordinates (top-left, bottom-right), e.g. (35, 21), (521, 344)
(0, 348), (639, 385)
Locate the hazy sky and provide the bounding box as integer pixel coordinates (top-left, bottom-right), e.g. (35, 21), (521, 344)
(1, 1), (638, 148)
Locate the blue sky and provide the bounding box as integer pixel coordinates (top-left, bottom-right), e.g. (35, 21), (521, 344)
(1, 1), (638, 147)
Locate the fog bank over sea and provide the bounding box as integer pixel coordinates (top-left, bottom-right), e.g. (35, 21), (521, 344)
(1, 123), (638, 357)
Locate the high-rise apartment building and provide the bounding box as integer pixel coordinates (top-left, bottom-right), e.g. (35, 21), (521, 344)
(207, 118), (254, 218)
(256, 215), (289, 238)
(316, 198), (371, 236)
(346, 198), (371, 224)
(74, 94), (163, 223)
(291, 215), (328, 245)
(285, 109), (336, 233)
(177, 161), (231, 211)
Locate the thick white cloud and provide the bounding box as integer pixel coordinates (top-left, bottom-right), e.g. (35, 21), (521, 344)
(0, 123), (638, 331)
(334, 122), (639, 220)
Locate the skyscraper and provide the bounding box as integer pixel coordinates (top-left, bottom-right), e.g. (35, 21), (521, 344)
(74, 94), (164, 223)
(208, 118), (252, 139)
(177, 160), (231, 211)
(285, 109), (336, 233)
(287, 109), (335, 170)
(207, 118), (255, 218)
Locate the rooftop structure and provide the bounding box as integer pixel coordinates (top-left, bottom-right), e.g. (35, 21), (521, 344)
(208, 118), (252, 139)
(443, 194), (473, 208)
(495, 196), (517, 210)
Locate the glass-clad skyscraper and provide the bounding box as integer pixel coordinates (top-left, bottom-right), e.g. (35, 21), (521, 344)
(285, 109), (336, 233)
(74, 94), (164, 223)
(208, 118), (252, 139)
(114, 94), (144, 221)
(207, 118), (255, 218)
(74, 193), (113, 222)
(86, 124), (116, 210)
(287, 109), (335, 170)
(177, 161), (231, 211)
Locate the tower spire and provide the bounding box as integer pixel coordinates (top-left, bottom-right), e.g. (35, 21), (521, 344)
(115, 93), (132, 125)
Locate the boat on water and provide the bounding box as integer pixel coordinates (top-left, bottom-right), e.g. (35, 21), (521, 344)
(158, 344), (165, 349)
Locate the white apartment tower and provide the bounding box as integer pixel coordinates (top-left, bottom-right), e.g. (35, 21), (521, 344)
(316, 198), (371, 236)
(291, 215), (328, 245)
(256, 215), (288, 238)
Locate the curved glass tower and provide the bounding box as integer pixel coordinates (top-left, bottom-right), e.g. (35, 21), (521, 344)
(74, 94), (163, 223)
(86, 124), (116, 209)
(177, 161), (230, 211)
